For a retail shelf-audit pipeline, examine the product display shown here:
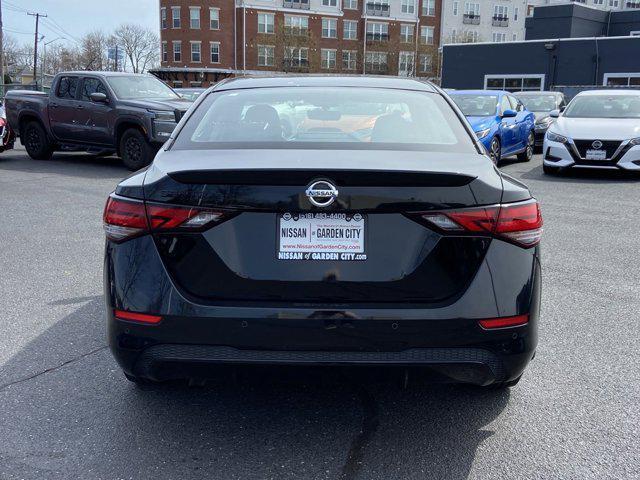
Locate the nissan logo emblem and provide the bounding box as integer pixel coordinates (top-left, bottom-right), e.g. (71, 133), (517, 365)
(592, 140), (603, 150)
(305, 180), (339, 207)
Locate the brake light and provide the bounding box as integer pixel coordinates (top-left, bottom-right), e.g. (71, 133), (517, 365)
(420, 199), (543, 247)
(114, 309), (162, 324)
(103, 195), (225, 242)
(478, 314), (529, 330)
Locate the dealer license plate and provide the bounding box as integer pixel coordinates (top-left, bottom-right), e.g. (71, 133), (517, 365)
(586, 149), (607, 161)
(277, 213), (366, 261)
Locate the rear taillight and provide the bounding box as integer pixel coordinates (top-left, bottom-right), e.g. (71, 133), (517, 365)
(103, 195), (225, 242)
(478, 314), (529, 330)
(419, 199), (543, 248)
(114, 309), (162, 324)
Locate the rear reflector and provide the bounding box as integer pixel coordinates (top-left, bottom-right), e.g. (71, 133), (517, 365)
(420, 199), (543, 248)
(103, 194), (226, 242)
(114, 309), (162, 324)
(478, 314), (529, 330)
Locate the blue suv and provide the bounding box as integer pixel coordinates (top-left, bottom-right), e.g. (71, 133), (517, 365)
(449, 90), (535, 164)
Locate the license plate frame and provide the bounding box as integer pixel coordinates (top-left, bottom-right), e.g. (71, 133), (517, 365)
(277, 212), (367, 261)
(585, 149), (607, 161)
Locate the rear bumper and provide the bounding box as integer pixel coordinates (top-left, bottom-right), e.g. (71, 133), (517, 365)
(105, 235), (541, 386)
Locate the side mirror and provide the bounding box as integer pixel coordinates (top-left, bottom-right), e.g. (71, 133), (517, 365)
(90, 92), (108, 103)
(549, 109), (560, 118)
(502, 109), (517, 118)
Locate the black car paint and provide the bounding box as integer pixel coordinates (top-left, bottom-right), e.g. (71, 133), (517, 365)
(104, 77), (541, 386)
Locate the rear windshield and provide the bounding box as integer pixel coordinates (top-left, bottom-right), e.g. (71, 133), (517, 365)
(449, 94), (498, 117)
(563, 95), (640, 119)
(517, 94), (558, 112)
(172, 87), (476, 152)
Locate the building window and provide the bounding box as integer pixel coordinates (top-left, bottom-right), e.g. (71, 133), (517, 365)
(422, 0), (436, 16)
(190, 7), (200, 29)
(171, 6), (181, 28)
(492, 32), (506, 42)
(485, 74), (545, 92)
(322, 18), (337, 38)
(173, 41), (181, 62)
(161, 7), (167, 29)
(465, 2), (480, 16)
(321, 49), (337, 69)
(284, 47), (309, 68)
(285, 0), (310, 8)
(344, 20), (358, 39)
(365, 51), (388, 73)
(366, 0), (390, 17)
(210, 8), (220, 30)
(609, 0), (619, 7)
(401, 0), (415, 14)
(419, 53), (432, 73)
(420, 26), (434, 44)
(366, 22), (389, 41)
(322, 0), (338, 6)
(603, 73), (640, 86)
(398, 51), (415, 76)
(173, 81), (183, 88)
(344, 0), (358, 9)
(285, 15), (309, 36)
(512, 33), (518, 41)
(258, 45), (275, 66)
(342, 50), (357, 70)
(400, 24), (414, 43)
(162, 42), (168, 62)
(453, 1), (459, 16)
(258, 13), (274, 33)
(210, 42), (220, 63)
(191, 41), (201, 62)
(514, 7), (519, 21)
(493, 5), (508, 20)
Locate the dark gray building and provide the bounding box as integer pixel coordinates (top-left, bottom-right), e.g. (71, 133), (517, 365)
(441, 36), (640, 93)
(525, 3), (640, 40)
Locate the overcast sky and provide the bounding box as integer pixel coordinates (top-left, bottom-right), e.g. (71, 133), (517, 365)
(5, 0), (158, 47)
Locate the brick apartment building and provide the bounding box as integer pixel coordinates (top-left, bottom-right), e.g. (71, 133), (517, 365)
(152, 0), (442, 88)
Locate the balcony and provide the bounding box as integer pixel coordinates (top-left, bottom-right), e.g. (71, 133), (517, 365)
(366, 3), (391, 17)
(283, 0), (310, 9)
(492, 16), (509, 27)
(463, 14), (481, 25)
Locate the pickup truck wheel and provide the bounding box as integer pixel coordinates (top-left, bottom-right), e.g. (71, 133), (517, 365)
(120, 129), (155, 170)
(23, 121), (53, 160)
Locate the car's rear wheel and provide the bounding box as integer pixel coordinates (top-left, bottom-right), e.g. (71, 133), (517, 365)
(23, 121), (53, 160)
(518, 131), (535, 162)
(489, 137), (501, 165)
(543, 164), (561, 175)
(120, 128), (155, 170)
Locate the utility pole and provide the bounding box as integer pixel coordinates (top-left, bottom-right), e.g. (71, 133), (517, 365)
(28, 11), (47, 89)
(115, 45), (118, 71)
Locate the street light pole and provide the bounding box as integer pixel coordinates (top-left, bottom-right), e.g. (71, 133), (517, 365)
(42, 37), (64, 87)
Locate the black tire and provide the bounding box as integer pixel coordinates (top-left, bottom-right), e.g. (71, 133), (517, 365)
(543, 164), (561, 175)
(517, 131), (535, 162)
(23, 121), (54, 160)
(120, 128), (155, 170)
(489, 137), (501, 165)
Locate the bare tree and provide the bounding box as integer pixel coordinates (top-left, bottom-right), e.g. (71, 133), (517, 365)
(112, 24), (159, 73)
(79, 30), (109, 70)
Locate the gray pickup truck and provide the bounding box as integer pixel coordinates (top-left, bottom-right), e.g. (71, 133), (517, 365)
(5, 71), (193, 169)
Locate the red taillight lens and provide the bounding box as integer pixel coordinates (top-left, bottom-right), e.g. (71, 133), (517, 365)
(103, 195), (225, 242)
(420, 199), (543, 248)
(114, 309), (162, 324)
(103, 196), (148, 242)
(0, 118), (6, 127)
(478, 314), (529, 330)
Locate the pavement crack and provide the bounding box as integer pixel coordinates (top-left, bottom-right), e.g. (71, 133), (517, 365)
(340, 383), (380, 480)
(0, 346), (108, 392)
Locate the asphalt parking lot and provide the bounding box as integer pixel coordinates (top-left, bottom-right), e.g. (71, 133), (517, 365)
(1, 144), (639, 480)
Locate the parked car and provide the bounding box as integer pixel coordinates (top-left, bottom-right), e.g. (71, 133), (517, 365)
(515, 91), (566, 147)
(0, 104), (16, 153)
(449, 90), (535, 164)
(174, 87), (206, 101)
(543, 90), (640, 174)
(5, 72), (193, 170)
(103, 76), (543, 388)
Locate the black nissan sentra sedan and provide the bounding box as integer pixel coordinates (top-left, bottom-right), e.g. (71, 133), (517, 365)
(104, 76), (542, 388)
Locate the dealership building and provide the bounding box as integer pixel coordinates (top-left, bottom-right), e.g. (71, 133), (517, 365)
(441, 3), (640, 94)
